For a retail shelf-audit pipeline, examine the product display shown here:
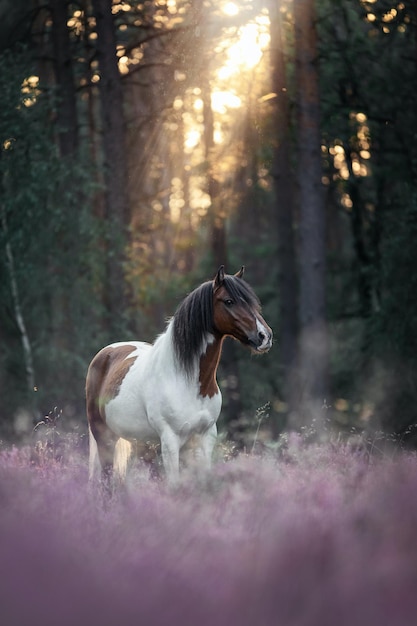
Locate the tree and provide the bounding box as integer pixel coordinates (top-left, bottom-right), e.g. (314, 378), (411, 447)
(269, 0), (298, 431)
(316, 0), (417, 440)
(0, 44), (104, 428)
(50, 0), (78, 157)
(4, 0), (417, 446)
(91, 0), (130, 338)
(292, 0), (328, 429)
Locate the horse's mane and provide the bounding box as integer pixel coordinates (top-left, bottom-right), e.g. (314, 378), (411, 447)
(221, 275), (261, 312)
(172, 275), (260, 375)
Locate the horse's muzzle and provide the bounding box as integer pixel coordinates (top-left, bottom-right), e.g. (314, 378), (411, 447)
(248, 328), (273, 354)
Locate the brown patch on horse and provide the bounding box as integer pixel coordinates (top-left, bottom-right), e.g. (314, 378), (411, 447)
(86, 345), (137, 420)
(86, 345), (138, 475)
(199, 337), (224, 398)
(87, 345), (136, 409)
(102, 345), (138, 402)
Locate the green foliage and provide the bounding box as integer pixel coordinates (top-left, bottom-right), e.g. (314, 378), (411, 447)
(377, 189), (417, 359)
(0, 47), (104, 428)
(315, 0), (417, 438)
(369, 187), (417, 438)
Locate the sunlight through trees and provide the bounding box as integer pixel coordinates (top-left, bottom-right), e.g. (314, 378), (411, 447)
(1, 0), (417, 446)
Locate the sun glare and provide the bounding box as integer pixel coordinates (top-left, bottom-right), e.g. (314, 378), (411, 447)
(222, 2), (239, 16)
(184, 129), (201, 151)
(211, 91), (242, 114)
(21, 75), (40, 107)
(174, 0), (271, 224)
(216, 18), (270, 81)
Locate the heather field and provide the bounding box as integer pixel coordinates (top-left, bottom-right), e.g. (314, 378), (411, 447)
(1, 435), (417, 626)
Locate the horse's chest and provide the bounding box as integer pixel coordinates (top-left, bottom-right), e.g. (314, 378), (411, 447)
(107, 366), (221, 441)
(150, 380), (222, 437)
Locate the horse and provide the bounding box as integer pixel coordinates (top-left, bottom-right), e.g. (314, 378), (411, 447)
(86, 266), (273, 485)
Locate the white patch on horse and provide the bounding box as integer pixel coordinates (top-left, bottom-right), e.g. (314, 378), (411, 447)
(104, 322), (221, 455)
(256, 317), (272, 352)
(108, 341), (150, 359)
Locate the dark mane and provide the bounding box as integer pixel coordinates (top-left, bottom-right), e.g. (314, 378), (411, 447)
(172, 275), (260, 374)
(173, 281), (214, 374)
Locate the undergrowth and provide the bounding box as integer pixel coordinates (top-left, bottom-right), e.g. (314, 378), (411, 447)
(1, 420), (417, 626)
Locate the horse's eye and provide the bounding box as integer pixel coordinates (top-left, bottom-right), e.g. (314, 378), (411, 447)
(224, 299), (234, 307)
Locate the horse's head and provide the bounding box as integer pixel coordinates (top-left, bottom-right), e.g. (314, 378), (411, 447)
(212, 266), (273, 353)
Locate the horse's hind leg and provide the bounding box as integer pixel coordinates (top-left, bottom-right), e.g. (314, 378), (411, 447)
(87, 413), (117, 490)
(96, 427), (117, 482)
(86, 364), (117, 488)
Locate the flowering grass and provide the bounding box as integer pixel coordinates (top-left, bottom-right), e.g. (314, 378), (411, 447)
(1, 435), (417, 626)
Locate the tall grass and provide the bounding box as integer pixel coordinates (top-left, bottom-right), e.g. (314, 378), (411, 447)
(1, 434), (417, 626)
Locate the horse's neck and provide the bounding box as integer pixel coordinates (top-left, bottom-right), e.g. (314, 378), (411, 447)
(198, 335), (224, 398)
(161, 320), (224, 396)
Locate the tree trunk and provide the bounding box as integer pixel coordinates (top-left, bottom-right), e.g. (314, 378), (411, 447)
(201, 74), (243, 435)
(292, 0), (328, 430)
(50, 0), (78, 157)
(1, 202), (35, 398)
(269, 1), (298, 434)
(200, 77), (225, 267)
(91, 0), (130, 338)
(48, 0), (79, 363)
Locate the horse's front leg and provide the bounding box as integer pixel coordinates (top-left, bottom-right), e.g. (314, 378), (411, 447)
(160, 428), (181, 484)
(196, 424), (218, 472)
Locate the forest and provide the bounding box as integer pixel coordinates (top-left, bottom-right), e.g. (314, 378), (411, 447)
(1, 0), (417, 448)
(3, 3), (417, 623)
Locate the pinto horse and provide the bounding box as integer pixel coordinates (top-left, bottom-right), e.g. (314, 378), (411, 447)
(86, 266), (272, 484)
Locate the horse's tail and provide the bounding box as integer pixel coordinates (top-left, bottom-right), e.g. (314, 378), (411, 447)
(114, 437), (133, 480)
(88, 426), (101, 481)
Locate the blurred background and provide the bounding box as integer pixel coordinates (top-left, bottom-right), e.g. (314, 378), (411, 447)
(0, 0), (416, 447)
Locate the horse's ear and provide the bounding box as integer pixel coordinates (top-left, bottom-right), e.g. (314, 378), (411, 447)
(214, 265), (225, 289)
(235, 266), (245, 279)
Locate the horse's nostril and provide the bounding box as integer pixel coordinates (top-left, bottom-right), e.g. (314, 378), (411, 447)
(258, 332), (265, 342)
